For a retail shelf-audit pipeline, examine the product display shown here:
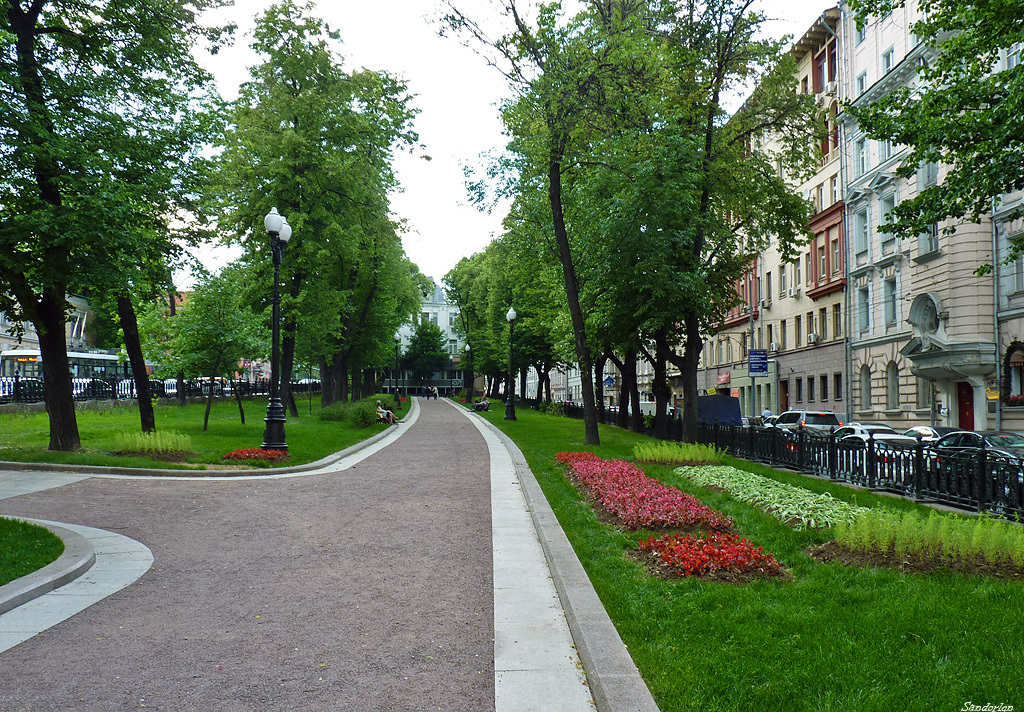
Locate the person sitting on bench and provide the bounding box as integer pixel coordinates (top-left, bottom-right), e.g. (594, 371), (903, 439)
(376, 400), (396, 424)
(473, 397), (490, 412)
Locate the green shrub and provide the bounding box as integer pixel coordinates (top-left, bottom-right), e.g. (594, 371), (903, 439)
(543, 401), (565, 417)
(636, 441), (724, 465)
(113, 430), (192, 454)
(318, 394), (395, 428)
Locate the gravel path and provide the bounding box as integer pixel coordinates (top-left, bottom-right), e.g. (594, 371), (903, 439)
(0, 398), (495, 712)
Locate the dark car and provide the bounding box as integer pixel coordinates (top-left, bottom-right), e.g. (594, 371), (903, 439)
(933, 430), (1024, 462)
(900, 425), (959, 442)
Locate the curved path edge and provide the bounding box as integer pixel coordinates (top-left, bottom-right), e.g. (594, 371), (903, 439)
(464, 407), (660, 712)
(0, 521), (95, 616)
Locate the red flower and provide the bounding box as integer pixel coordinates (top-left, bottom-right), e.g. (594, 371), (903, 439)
(638, 532), (783, 577)
(222, 448), (288, 461)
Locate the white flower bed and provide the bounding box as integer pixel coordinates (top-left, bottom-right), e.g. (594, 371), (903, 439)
(675, 465), (869, 530)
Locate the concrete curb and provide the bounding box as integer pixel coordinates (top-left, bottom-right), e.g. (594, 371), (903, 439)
(0, 403), (413, 479)
(0, 520), (95, 616)
(481, 421), (660, 712)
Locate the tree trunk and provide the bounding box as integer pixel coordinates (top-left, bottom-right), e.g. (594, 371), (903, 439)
(594, 353), (607, 422)
(235, 383), (245, 425)
(117, 293), (155, 433)
(203, 358), (220, 432)
(666, 314), (703, 442)
(37, 285), (80, 451)
(547, 140), (599, 445)
(653, 330), (672, 440)
(282, 323), (298, 417)
(168, 291), (186, 407)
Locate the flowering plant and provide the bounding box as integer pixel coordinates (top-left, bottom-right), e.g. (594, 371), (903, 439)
(556, 451), (732, 530)
(638, 531), (783, 578)
(1007, 394), (1024, 406)
(222, 448), (287, 461)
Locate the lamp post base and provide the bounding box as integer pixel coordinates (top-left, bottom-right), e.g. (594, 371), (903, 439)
(261, 397), (288, 451)
(505, 397), (517, 421)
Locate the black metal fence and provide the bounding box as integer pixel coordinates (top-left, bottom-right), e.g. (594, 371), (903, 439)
(0, 376), (322, 405)
(518, 397), (1024, 520)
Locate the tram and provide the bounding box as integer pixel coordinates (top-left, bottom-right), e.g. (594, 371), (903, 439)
(0, 348), (132, 379)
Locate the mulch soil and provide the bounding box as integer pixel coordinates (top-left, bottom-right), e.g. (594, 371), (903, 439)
(0, 399), (496, 712)
(808, 540), (1024, 581)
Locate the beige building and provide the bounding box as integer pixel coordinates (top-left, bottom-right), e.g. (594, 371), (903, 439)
(840, 0), (999, 431)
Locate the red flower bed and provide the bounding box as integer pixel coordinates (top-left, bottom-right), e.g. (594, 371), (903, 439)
(222, 448), (288, 461)
(638, 531), (783, 578)
(556, 451), (732, 530)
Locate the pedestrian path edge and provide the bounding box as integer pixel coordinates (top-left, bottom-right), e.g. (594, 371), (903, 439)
(466, 410), (660, 712)
(0, 521), (95, 617)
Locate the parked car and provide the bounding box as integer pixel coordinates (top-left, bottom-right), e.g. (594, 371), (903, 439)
(71, 377), (115, 400)
(0, 376), (46, 403)
(834, 423), (899, 439)
(933, 430), (1024, 462)
(900, 425), (959, 442)
(774, 409), (843, 432)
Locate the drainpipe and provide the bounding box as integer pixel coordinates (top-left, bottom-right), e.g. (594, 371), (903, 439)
(993, 197), (1002, 430)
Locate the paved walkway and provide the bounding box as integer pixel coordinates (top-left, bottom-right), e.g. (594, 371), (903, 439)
(0, 398), (656, 711)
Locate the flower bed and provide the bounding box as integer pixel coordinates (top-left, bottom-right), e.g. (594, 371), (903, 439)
(676, 465), (867, 530)
(638, 531), (784, 579)
(222, 448), (288, 462)
(556, 452), (732, 530)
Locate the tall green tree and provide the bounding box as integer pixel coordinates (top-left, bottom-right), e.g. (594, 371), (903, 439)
(215, 0), (421, 410)
(848, 0), (1024, 255)
(403, 319), (450, 385)
(0, 0), (228, 449)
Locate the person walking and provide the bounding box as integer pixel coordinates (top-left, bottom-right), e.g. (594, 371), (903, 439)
(761, 406), (772, 420)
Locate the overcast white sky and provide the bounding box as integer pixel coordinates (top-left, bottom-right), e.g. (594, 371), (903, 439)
(192, 0), (833, 287)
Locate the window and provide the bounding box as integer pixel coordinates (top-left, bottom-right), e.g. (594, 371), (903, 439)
(854, 207), (869, 258)
(796, 377), (803, 402)
(856, 71), (868, 96)
(727, 339), (733, 363)
(781, 320), (787, 349)
(818, 245), (827, 281)
(449, 312), (457, 327)
(831, 175), (840, 204)
(780, 264), (788, 296)
(832, 239), (841, 273)
(795, 316), (802, 347)
(819, 308), (828, 340)
(884, 278), (898, 326)
(860, 365), (872, 410)
(1007, 43), (1022, 70)
(921, 223), (940, 255)
(857, 286), (871, 333)
(741, 332), (747, 359)
(886, 361), (900, 410)
(794, 259), (801, 288)
(919, 161), (939, 189)
(882, 47), (895, 74)
(835, 372), (843, 400)
(854, 138), (868, 176)
(879, 194), (897, 254)
(879, 139), (892, 163)
(766, 272), (772, 301)
(767, 324), (774, 347)
(802, 76), (809, 94)
(916, 376), (933, 409)
(805, 253), (813, 286)
(808, 376), (815, 402)
(821, 375), (829, 401)
(833, 304), (843, 337)
(1013, 255), (1024, 294)
(855, 24), (866, 46)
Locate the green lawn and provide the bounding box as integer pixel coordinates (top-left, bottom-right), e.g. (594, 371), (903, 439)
(475, 405), (1024, 712)
(0, 398), (388, 470)
(0, 517), (64, 587)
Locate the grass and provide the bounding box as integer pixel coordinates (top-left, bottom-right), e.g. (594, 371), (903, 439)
(0, 517), (64, 587)
(474, 405), (1024, 712)
(0, 398), (390, 470)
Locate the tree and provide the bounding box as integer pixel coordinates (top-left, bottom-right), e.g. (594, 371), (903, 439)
(848, 0), (1024, 255)
(215, 0), (421, 409)
(0, 0), (228, 449)
(403, 320), (450, 385)
(164, 268), (265, 431)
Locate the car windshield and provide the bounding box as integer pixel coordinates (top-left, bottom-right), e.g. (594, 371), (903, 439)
(987, 433), (1024, 448)
(806, 413), (840, 425)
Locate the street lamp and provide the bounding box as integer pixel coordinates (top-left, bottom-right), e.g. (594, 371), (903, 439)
(261, 207), (292, 451)
(464, 343), (473, 403)
(505, 306), (517, 421)
(394, 336), (402, 410)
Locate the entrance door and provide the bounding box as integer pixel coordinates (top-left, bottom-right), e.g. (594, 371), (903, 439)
(779, 380), (789, 412)
(957, 381), (974, 431)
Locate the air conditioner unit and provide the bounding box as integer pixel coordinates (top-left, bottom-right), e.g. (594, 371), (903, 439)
(825, 80), (837, 96)
(814, 92), (827, 107)
(807, 333), (820, 345)
(769, 342), (781, 353)
(788, 287), (799, 298)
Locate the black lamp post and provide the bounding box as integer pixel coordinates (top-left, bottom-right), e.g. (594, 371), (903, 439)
(261, 207), (292, 451)
(394, 336), (402, 410)
(505, 306), (517, 421)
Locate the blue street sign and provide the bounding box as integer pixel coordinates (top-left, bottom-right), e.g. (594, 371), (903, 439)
(603, 376), (615, 387)
(748, 349), (768, 375)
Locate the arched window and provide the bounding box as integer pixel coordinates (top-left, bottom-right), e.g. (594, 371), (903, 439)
(860, 365), (872, 411)
(1005, 343), (1024, 405)
(886, 361), (900, 410)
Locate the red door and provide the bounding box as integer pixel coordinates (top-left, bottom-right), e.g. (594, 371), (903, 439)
(957, 381), (974, 431)
(779, 380), (789, 412)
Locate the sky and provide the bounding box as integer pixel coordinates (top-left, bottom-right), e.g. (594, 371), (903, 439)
(191, 0), (833, 287)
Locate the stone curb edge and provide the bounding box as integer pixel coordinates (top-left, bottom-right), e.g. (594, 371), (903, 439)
(480, 420), (661, 712)
(0, 404), (413, 479)
(0, 520), (95, 616)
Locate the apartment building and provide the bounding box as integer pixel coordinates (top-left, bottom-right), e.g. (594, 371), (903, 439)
(840, 0), (998, 431)
(698, 9), (847, 419)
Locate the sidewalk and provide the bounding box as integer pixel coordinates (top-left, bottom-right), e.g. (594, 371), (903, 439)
(0, 397), (657, 711)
